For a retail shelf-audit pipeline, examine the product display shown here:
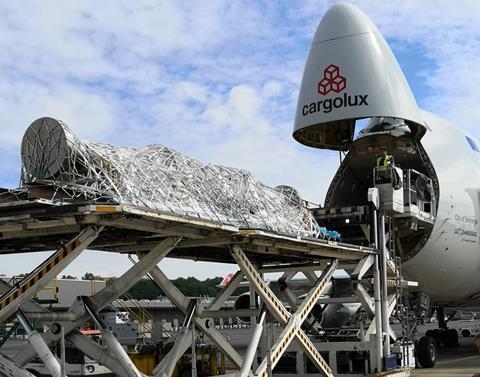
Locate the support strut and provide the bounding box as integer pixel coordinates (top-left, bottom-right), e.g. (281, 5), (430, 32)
(239, 305), (267, 377)
(17, 310), (63, 377)
(147, 264), (244, 369)
(83, 297), (143, 377)
(153, 300), (198, 377)
(230, 245), (336, 377)
(13, 237), (181, 366)
(0, 226), (102, 323)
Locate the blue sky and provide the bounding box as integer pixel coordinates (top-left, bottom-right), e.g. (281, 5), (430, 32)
(1, 1), (479, 279)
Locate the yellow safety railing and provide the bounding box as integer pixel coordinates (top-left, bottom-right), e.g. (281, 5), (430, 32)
(0, 237), (82, 310)
(116, 292), (175, 341)
(34, 278), (59, 302)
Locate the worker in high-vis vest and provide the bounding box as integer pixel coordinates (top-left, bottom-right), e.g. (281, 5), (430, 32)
(376, 147), (395, 184)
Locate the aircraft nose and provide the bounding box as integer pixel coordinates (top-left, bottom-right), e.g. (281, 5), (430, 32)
(293, 2), (426, 150)
(313, 3), (379, 43)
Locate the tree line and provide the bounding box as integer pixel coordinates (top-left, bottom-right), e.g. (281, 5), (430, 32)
(127, 277), (224, 299)
(61, 273), (234, 299)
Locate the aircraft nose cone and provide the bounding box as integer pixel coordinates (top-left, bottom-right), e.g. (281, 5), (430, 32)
(313, 3), (379, 43)
(293, 2), (426, 150)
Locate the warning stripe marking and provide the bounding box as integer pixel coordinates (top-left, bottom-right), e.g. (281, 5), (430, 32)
(0, 238), (82, 309)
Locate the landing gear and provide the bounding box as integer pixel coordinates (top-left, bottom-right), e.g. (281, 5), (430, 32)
(445, 328), (459, 347)
(425, 329), (440, 344)
(409, 303), (462, 368)
(425, 328), (459, 347)
(416, 336), (437, 368)
(425, 308), (459, 348)
(416, 307), (460, 368)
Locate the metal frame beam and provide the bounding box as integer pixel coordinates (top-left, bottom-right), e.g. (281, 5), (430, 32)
(83, 296), (143, 377)
(147, 264), (244, 369)
(0, 225), (102, 323)
(230, 245), (336, 377)
(17, 310), (62, 377)
(0, 353), (36, 377)
(68, 331), (130, 377)
(207, 270), (244, 311)
(153, 301), (197, 377)
(13, 237), (181, 366)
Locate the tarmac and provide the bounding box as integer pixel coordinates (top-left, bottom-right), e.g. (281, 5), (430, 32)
(3, 326), (480, 376)
(411, 336), (480, 377)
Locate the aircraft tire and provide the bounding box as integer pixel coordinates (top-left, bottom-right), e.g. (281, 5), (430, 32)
(444, 328), (459, 347)
(425, 329), (438, 338)
(417, 336), (437, 368)
(425, 329), (442, 346)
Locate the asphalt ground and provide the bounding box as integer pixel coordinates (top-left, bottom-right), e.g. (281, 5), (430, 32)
(411, 336), (480, 376)
(3, 326), (480, 376)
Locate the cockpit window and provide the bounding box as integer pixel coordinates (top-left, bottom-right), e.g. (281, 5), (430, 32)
(466, 136), (479, 152)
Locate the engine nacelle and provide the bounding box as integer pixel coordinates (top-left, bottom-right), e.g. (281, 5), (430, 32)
(233, 292), (254, 323)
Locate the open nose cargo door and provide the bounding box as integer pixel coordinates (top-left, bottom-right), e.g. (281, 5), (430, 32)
(293, 3), (427, 151)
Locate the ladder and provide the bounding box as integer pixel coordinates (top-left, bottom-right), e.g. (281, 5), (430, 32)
(114, 294), (176, 343)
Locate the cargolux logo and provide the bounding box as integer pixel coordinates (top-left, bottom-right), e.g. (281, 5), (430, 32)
(301, 64), (368, 116)
(318, 64), (346, 95)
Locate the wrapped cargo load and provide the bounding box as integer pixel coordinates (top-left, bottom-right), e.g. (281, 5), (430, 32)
(20, 117), (320, 237)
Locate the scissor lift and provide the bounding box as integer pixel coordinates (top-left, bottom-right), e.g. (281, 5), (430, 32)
(0, 193), (410, 377)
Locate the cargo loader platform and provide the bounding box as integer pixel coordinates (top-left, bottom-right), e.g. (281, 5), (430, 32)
(0, 197), (374, 264)
(0, 193), (388, 377)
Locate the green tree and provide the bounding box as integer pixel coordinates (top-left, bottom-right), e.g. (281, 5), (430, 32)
(125, 276), (229, 300)
(82, 272), (95, 281)
(126, 279), (163, 300)
(81, 272), (110, 281)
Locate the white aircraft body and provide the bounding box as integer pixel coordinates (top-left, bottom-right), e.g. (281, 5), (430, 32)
(293, 3), (480, 308)
(401, 111), (480, 306)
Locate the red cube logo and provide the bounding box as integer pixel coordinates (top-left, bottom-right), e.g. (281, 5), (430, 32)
(318, 78), (331, 96)
(331, 75), (346, 93)
(324, 64), (339, 80)
(317, 64), (346, 95)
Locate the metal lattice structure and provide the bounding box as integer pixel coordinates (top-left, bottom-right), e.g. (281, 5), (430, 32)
(20, 117), (320, 237)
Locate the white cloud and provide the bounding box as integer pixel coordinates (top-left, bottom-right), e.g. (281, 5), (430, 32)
(0, 1), (479, 277)
(201, 84), (338, 202)
(204, 85), (268, 133)
(262, 81), (283, 98)
(0, 82), (114, 145)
